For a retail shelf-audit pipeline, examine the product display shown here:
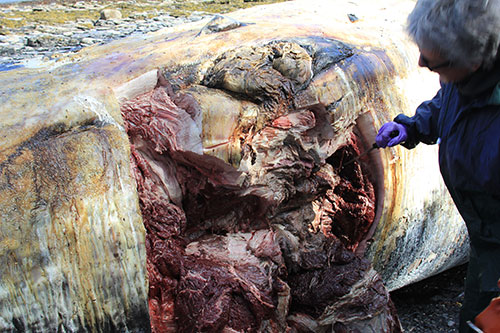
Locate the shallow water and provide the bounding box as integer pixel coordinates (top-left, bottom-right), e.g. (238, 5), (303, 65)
(0, 0), (34, 3)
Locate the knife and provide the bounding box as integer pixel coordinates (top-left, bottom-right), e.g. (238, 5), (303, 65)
(466, 320), (484, 333)
(342, 142), (380, 166)
(342, 130), (399, 166)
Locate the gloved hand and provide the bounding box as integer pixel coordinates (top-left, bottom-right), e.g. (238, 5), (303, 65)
(375, 122), (408, 148)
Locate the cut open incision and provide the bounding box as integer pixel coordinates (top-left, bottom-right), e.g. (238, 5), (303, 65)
(317, 132), (377, 251)
(120, 75), (393, 332)
(118, 34), (396, 333)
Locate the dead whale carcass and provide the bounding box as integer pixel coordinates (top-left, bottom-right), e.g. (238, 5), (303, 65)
(0, 0), (469, 332)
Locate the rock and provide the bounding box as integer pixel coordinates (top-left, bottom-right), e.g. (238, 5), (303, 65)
(99, 8), (122, 20)
(26, 36), (41, 47)
(348, 13), (359, 22)
(80, 37), (96, 45)
(71, 1), (90, 9)
(26, 34), (70, 48)
(130, 12), (148, 20)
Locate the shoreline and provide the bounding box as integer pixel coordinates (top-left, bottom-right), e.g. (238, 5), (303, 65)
(0, 0), (87, 8)
(0, 0), (288, 69)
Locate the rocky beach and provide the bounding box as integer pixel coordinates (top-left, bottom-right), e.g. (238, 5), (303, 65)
(0, 0), (287, 69)
(0, 1), (468, 332)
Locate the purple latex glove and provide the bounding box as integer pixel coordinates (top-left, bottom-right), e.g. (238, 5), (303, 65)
(376, 122), (408, 148)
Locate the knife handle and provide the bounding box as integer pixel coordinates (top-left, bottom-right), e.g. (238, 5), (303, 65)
(372, 130), (399, 149)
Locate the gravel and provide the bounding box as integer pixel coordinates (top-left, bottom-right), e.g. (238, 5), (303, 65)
(391, 263), (468, 332)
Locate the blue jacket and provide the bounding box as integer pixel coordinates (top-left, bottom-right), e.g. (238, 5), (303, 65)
(394, 79), (500, 291)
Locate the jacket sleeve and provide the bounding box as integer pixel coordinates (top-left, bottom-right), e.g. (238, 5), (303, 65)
(393, 88), (442, 149)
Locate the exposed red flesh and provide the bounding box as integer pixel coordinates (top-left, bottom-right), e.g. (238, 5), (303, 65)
(121, 84), (395, 332)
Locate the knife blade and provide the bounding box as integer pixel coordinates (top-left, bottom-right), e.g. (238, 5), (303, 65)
(466, 320), (484, 333)
(342, 142), (379, 166)
(342, 129), (400, 166)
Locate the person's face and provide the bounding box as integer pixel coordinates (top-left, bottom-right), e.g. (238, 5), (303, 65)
(418, 48), (479, 83)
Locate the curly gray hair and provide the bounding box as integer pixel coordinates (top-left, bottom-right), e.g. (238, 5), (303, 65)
(407, 0), (500, 69)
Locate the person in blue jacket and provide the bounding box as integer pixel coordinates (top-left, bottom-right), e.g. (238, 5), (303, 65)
(375, 0), (500, 331)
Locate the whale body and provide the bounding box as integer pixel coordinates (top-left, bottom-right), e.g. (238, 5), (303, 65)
(0, 0), (468, 331)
